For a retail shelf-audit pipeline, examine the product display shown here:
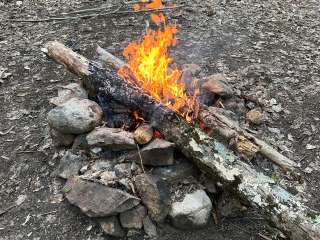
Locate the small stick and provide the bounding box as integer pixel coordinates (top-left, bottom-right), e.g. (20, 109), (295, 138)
(37, 210), (58, 217)
(0, 205), (16, 217)
(136, 144), (145, 173)
(7, 5), (184, 23)
(0, 126), (14, 136)
(258, 233), (272, 240)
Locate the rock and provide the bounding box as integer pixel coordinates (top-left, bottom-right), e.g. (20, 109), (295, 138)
(91, 160), (114, 172)
(119, 205), (147, 229)
(50, 128), (75, 147)
(100, 171), (118, 183)
(99, 216), (125, 238)
(202, 74), (233, 97)
(86, 127), (136, 151)
(134, 174), (170, 222)
(128, 139), (175, 166)
(133, 124), (153, 145)
(114, 163), (132, 178)
(50, 83), (88, 106)
(143, 216), (157, 238)
(169, 190), (212, 229)
(64, 177), (140, 217)
(53, 151), (87, 179)
(218, 192), (246, 218)
(48, 98), (103, 134)
(152, 161), (197, 183)
(246, 109), (263, 125)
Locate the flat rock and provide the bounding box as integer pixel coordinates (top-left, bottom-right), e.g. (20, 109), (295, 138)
(134, 174), (170, 222)
(53, 151), (87, 179)
(152, 161), (197, 183)
(128, 139), (175, 166)
(202, 74), (233, 97)
(169, 190), (212, 229)
(119, 205), (147, 229)
(48, 98), (102, 134)
(50, 83), (88, 106)
(50, 128), (75, 147)
(99, 216), (125, 238)
(86, 127), (136, 151)
(64, 177), (140, 217)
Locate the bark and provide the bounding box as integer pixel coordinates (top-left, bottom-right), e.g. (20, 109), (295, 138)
(44, 41), (320, 240)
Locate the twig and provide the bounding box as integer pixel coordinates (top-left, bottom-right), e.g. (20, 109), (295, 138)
(0, 126), (14, 136)
(258, 233), (272, 240)
(36, 210), (58, 217)
(136, 144), (145, 173)
(0, 205), (16, 217)
(60, 5), (111, 15)
(7, 5), (184, 23)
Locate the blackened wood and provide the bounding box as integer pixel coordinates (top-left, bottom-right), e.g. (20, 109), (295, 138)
(96, 45), (296, 171)
(44, 41), (320, 240)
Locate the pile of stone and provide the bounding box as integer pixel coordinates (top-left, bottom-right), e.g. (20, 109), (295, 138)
(47, 83), (245, 239)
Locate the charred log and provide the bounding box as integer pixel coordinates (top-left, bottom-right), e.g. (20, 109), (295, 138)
(96, 45), (296, 172)
(44, 41), (320, 240)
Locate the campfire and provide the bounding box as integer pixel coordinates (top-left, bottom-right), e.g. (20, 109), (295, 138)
(43, 1), (320, 239)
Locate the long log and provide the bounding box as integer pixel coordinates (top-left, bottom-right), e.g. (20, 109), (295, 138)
(44, 41), (320, 240)
(96, 45), (296, 171)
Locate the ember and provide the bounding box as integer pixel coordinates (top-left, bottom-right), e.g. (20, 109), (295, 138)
(118, 0), (195, 121)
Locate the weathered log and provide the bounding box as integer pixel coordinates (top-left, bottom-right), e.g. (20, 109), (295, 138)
(200, 107), (297, 171)
(44, 41), (320, 240)
(96, 46), (296, 172)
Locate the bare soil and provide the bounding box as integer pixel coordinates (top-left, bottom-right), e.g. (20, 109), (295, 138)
(1, 0), (319, 239)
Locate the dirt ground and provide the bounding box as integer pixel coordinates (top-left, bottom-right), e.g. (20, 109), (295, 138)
(1, 0), (320, 239)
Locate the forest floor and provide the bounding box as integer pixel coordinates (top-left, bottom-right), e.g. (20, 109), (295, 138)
(1, 0), (320, 239)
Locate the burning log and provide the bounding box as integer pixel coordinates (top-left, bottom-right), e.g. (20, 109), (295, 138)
(44, 41), (320, 240)
(97, 45), (296, 171)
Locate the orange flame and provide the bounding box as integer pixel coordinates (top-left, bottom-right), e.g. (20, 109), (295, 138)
(118, 0), (194, 121)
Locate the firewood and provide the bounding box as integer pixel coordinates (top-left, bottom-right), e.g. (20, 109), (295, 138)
(44, 41), (320, 240)
(96, 45), (296, 171)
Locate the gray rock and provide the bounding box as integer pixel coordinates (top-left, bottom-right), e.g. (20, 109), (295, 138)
(152, 161), (196, 183)
(48, 98), (102, 134)
(50, 83), (88, 106)
(169, 190), (212, 229)
(114, 163), (132, 178)
(143, 216), (157, 239)
(129, 139), (175, 166)
(134, 174), (170, 222)
(202, 74), (233, 97)
(86, 127), (136, 151)
(53, 151), (87, 179)
(64, 177), (140, 217)
(119, 205), (147, 229)
(50, 128), (75, 147)
(99, 216), (125, 238)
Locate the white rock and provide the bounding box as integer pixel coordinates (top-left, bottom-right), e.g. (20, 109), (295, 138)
(48, 98), (103, 134)
(169, 190), (212, 229)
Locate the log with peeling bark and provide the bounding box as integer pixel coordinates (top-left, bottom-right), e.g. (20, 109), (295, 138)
(44, 41), (320, 240)
(96, 45), (296, 172)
